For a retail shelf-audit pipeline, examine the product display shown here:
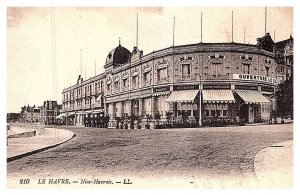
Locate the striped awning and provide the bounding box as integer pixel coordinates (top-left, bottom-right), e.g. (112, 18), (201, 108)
(202, 90), (235, 103)
(166, 90), (199, 102)
(56, 113), (66, 119)
(96, 94), (103, 102)
(235, 90), (270, 104)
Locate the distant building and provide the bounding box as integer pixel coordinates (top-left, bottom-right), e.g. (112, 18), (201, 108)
(7, 113), (20, 123)
(275, 36), (293, 84)
(40, 100), (61, 125)
(20, 105), (41, 123)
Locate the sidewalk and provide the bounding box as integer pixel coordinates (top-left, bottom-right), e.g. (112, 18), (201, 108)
(7, 128), (75, 162)
(254, 140), (293, 188)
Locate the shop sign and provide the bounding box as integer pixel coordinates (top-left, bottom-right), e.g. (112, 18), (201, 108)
(130, 91), (141, 97)
(153, 86), (170, 93)
(141, 89), (152, 95)
(235, 85), (258, 90)
(174, 85), (199, 90)
(261, 86), (274, 92)
(203, 85), (231, 90)
(233, 74), (277, 84)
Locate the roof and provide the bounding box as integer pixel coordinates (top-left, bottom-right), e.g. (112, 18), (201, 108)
(105, 44), (131, 65)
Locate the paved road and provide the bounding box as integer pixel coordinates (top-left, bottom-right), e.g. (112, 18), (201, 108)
(7, 124), (293, 187)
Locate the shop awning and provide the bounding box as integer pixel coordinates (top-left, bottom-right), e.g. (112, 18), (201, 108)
(166, 90), (199, 102)
(56, 113), (66, 119)
(96, 94), (103, 102)
(202, 90), (235, 103)
(93, 109), (104, 114)
(235, 90), (270, 104)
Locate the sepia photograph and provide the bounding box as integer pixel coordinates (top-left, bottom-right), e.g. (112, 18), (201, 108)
(5, 5), (293, 189)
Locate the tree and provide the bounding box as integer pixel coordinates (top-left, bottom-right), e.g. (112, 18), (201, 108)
(276, 77), (293, 118)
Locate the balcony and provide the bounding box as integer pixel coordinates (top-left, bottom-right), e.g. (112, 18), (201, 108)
(157, 77), (169, 84)
(122, 86), (129, 91)
(175, 75), (198, 82)
(143, 80), (151, 87)
(204, 74), (230, 80)
(131, 83), (139, 89)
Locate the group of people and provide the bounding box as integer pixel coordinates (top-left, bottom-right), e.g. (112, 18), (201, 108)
(84, 115), (110, 128)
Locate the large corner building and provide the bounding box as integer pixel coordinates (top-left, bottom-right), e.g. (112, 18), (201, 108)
(61, 32), (293, 128)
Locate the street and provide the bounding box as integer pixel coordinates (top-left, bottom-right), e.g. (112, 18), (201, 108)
(7, 124), (293, 186)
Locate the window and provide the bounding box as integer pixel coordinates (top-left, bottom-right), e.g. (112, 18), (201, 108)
(107, 84), (110, 91)
(114, 81), (119, 90)
(186, 110), (192, 116)
(132, 76), (138, 87)
(144, 72), (150, 82)
(157, 68), (167, 81)
(216, 110), (221, 117)
(123, 79), (128, 89)
(211, 110), (216, 117)
(266, 67), (270, 77)
(205, 110), (209, 116)
(212, 63), (221, 78)
(243, 64), (250, 74)
(223, 110), (228, 117)
(182, 64), (191, 77)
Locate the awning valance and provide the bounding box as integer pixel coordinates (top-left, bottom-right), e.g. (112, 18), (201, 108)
(166, 90), (199, 102)
(202, 90), (235, 103)
(235, 90), (270, 104)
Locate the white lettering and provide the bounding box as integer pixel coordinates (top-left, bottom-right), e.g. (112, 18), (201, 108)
(233, 74), (277, 84)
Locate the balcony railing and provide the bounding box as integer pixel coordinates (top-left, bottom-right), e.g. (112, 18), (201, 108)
(175, 75), (198, 82)
(204, 74), (230, 80)
(157, 77), (169, 84)
(122, 86), (129, 91)
(143, 80), (151, 87)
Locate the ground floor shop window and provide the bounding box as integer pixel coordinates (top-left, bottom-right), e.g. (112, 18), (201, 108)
(203, 104), (229, 118)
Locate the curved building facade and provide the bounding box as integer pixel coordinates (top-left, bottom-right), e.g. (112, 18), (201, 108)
(62, 33), (279, 128)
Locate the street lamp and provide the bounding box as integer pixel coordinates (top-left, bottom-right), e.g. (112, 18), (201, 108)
(195, 73), (202, 127)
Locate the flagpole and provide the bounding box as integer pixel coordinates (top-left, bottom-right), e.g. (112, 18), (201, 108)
(201, 12), (203, 43)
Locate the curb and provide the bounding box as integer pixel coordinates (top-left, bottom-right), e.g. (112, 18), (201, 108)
(7, 129), (76, 162)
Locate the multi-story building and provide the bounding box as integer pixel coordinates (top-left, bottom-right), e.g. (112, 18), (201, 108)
(275, 36), (293, 84)
(62, 33), (285, 128)
(20, 105), (41, 123)
(40, 100), (61, 125)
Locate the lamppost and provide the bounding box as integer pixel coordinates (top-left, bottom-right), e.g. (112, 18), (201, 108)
(196, 73), (202, 127)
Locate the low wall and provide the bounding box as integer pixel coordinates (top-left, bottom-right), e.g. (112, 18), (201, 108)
(7, 131), (36, 138)
(7, 123), (46, 137)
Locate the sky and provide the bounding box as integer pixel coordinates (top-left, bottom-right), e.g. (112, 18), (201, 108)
(7, 7), (293, 113)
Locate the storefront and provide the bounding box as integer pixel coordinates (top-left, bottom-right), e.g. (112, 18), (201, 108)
(235, 90), (270, 123)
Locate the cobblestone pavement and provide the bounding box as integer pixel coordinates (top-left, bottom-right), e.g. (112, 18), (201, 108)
(7, 124), (293, 188)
